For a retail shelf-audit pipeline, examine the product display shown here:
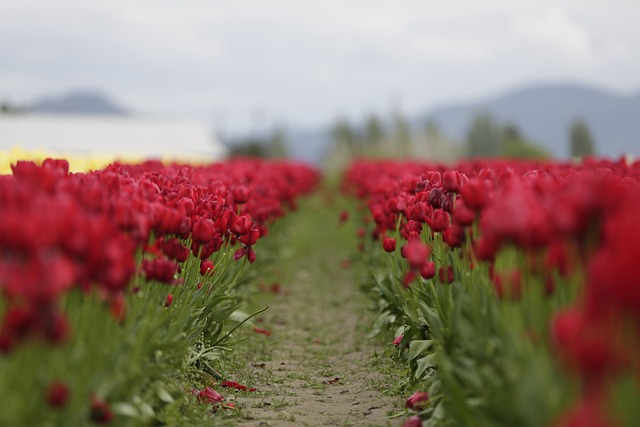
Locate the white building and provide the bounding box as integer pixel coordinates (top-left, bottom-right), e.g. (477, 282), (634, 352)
(0, 114), (227, 164)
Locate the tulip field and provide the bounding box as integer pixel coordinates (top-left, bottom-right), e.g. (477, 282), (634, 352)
(0, 157), (319, 425)
(1, 153), (640, 426)
(342, 157), (640, 427)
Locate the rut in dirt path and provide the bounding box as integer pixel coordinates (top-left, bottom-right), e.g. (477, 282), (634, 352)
(233, 193), (403, 427)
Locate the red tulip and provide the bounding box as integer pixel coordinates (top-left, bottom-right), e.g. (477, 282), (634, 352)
(556, 394), (616, 427)
(402, 240), (430, 269)
(460, 178), (491, 210)
(431, 210), (450, 233)
(428, 188), (446, 209)
(247, 247), (257, 264)
(200, 260), (214, 276)
(452, 199), (475, 226)
(110, 293), (126, 324)
(160, 238), (190, 262)
(419, 261), (436, 279)
(221, 380), (256, 392)
(405, 391), (429, 410)
(197, 387), (224, 404)
(46, 381), (70, 408)
(443, 225), (465, 248)
(443, 170), (460, 193)
(551, 307), (623, 380)
(403, 416), (423, 427)
(164, 294), (173, 308)
(232, 186), (250, 204)
(141, 258), (178, 284)
(438, 266), (454, 284)
(232, 216), (253, 236)
(90, 396), (114, 424)
(192, 218), (215, 244)
(382, 237), (397, 252)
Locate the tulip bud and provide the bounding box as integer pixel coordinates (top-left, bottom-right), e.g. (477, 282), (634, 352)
(164, 294), (173, 308)
(192, 218), (215, 244)
(403, 240), (430, 269)
(200, 260), (214, 276)
(403, 416), (423, 427)
(431, 210), (450, 233)
(47, 381), (70, 408)
(420, 261), (436, 279)
(443, 170), (460, 193)
(438, 266), (454, 284)
(405, 391), (429, 410)
(382, 237), (397, 252)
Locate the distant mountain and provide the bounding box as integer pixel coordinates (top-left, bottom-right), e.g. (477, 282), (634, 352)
(280, 82), (640, 165)
(424, 83), (640, 158)
(29, 91), (129, 115)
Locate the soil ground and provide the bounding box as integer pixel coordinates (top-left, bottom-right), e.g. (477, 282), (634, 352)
(224, 190), (405, 427)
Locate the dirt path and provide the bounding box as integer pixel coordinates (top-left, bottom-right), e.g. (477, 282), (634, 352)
(231, 193), (404, 427)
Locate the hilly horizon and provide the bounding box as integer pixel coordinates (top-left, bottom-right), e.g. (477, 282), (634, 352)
(424, 82), (640, 159)
(285, 82), (640, 164)
(29, 91), (129, 115)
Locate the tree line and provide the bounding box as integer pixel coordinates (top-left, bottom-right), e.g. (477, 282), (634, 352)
(328, 111), (597, 163)
(226, 112), (597, 164)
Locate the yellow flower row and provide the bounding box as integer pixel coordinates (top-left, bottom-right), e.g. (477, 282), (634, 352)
(0, 146), (145, 174)
(0, 147), (222, 174)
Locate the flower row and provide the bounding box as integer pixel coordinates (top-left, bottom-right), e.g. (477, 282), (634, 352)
(0, 157), (318, 425)
(342, 157), (640, 426)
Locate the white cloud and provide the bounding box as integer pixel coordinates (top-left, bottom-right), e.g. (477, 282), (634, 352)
(1, 1), (639, 132)
(513, 7), (592, 60)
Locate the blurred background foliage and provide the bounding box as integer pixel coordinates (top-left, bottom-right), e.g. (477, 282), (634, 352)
(318, 110), (579, 171)
(227, 126), (289, 159)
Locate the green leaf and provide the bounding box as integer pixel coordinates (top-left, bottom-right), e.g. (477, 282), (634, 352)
(432, 399), (446, 420)
(157, 387), (174, 404)
(408, 340), (434, 362)
(138, 401), (155, 418)
(415, 354), (437, 379)
(428, 379), (441, 397)
(113, 402), (140, 418)
(454, 356), (484, 392)
(423, 307), (444, 337)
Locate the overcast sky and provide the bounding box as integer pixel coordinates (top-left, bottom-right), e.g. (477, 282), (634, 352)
(1, 1), (639, 134)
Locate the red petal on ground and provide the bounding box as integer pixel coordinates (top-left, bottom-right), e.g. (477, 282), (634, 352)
(221, 381), (247, 391)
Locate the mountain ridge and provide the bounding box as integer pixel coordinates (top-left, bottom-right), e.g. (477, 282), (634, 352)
(423, 82), (640, 158)
(29, 91), (129, 115)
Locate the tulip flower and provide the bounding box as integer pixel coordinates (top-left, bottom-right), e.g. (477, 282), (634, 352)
(403, 416), (423, 427)
(406, 391), (429, 411)
(382, 237), (397, 252)
(46, 381), (70, 408)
